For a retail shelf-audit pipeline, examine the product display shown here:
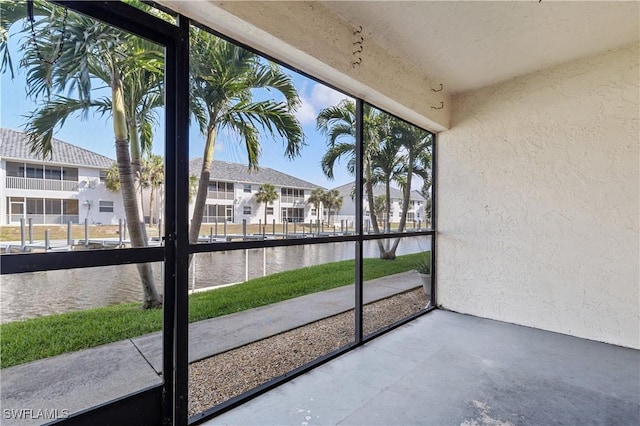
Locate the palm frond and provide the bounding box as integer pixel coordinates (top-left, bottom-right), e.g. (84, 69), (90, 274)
(227, 100), (304, 159)
(321, 142), (355, 180)
(220, 114), (261, 170)
(22, 95), (102, 158)
(249, 63), (301, 111)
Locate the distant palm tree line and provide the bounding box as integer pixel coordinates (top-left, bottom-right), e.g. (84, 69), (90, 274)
(305, 188), (344, 225)
(104, 154), (164, 225)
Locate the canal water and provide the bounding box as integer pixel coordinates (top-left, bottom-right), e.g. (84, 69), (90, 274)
(0, 237), (430, 323)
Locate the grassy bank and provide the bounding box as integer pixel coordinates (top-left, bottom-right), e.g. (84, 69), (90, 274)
(0, 252), (428, 368)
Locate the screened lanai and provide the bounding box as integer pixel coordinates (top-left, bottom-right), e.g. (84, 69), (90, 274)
(0, 1), (637, 425)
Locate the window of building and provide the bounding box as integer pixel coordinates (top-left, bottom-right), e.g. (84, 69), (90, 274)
(23, 164), (44, 179)
(204, 204), (233, 223)
(207, 181), (234, 199)
(45, 166), (62, 180)
(99, 170), (108, 182)
(6, 162), (23, 177)
(243, 184), (252, 193)
(243, 206), (251, 215)
(26, 198), (44, 214)
(63, 200), (79, 215)
(281, 207), (304, 222)
(45, 199), (62, 215)
(266, 207), (274, 215)
(99, 201), (114, 213)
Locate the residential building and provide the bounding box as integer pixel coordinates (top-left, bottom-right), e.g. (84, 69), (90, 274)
(189, 158), (323, 225)
(0, 129), (325, 228)
(0, 128), (122, 225)
(330, 181), (427, 227)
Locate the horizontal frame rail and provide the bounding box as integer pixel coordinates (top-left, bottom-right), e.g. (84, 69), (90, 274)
(188, 230), (435, 254)
(52, 0), (179, 45)
(0, 247), (164, 274)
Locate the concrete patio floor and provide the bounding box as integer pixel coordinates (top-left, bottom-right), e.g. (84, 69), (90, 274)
(206, 310), (640, 426)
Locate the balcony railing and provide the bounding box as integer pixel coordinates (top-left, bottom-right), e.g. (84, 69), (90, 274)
(202, 215), (233, 224)
(7, 214), (80, 225)
(280, 196), (305, 204)
(5, 177), (79, 192)
(206, 191), (234, 200)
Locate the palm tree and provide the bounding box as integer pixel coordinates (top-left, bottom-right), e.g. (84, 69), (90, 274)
(188, 30), (303, 243)
(255, 183), (278, 225)
(317, 100), (391, 256)
(322, 189), (342, 225)
(307, 188), (325, 224)
(318, 101), (433, 258)
(1, 1), (163, 307)
(374, 195), (386, 224)
(143, 154), (164, 225)
(370, 128), (403, 232)
(104, 163), (121, 193)
(383, 120), (433, 257)
(415, 143), (433, 225)
(317, 100), (382, 224)
(331, 192), (343, 224)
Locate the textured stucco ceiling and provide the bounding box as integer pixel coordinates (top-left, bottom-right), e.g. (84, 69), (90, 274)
(321, 1), (640, 93)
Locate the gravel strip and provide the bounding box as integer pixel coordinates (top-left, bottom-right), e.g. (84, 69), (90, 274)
(189, 288), (429, 416)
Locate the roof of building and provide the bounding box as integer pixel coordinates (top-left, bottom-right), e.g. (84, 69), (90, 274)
(189, 158), (322, 190)
(412, 190), (426, 200)
(0, 128), (115, 169)
(332, 181), (426, 201)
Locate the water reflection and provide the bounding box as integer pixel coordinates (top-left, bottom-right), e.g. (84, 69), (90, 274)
(1, 238), (429, 323)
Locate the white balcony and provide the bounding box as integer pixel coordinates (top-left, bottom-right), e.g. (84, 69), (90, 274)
(7, 214), (80, 225)
(5, 176), (79, 192)
(280, 196), (305, 204)
(206, 191), (234, 200)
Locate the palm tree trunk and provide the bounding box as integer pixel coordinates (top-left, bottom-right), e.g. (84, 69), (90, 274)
(388, 148), (416, 258)
(190, 126), (217, 244)
(364, 160), (387, 257)
(113, 78), (161, 308)
(127, 123), (147, 230)
(385, 179), (391, 234)
(149, 186), (155, 225)
(128, 121), (145, 221)
(264, 202), (267, 226)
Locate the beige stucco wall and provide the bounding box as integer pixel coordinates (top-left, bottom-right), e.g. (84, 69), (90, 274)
(437, 43), (640, 349)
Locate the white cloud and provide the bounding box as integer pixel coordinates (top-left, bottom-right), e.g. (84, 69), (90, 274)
(309, 84), (348, 109)
(295, 83), (349, 126)
(295, 95), (318, 126)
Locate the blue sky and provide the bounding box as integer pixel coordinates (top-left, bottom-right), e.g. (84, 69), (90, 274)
(0, 27), (352, 190)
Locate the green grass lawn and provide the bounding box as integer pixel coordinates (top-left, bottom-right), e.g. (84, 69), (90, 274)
(0, 252), (429, 368)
